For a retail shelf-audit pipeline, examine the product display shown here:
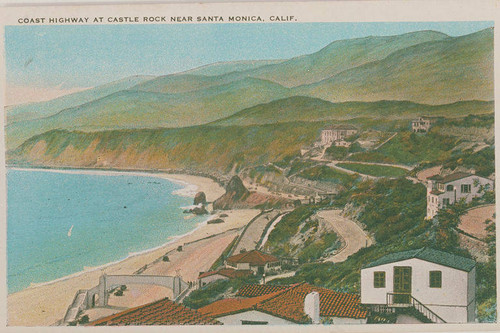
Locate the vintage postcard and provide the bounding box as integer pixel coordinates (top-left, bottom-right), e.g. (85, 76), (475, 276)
(0, 0), (498, 331)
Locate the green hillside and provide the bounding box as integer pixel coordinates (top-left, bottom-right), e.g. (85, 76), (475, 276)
(9, 122), (326, 172)
(6, 75), (154, 125)
(6, 77), (291, 150)
(181, 59), (284, 76)
(248, 30), (449, 87)
(296, 28), (493, 104)
(214, 96), (494, 126)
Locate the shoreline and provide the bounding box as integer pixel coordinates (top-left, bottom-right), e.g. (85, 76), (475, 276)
(7, 167), (257, 326)
(8, 167), (224, 294)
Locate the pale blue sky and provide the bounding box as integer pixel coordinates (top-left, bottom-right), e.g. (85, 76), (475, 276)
(5, 21), (493, 88)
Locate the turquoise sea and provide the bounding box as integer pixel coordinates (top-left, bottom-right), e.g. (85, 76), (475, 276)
(7, 169), (206, 294)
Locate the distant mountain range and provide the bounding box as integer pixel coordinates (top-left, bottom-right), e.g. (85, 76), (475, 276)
(5, 28), (494, 151)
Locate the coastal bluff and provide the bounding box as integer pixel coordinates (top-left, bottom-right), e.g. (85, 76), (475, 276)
(213, 175), (290, 210)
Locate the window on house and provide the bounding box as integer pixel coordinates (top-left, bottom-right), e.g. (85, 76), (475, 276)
(429, 271), (442, 288)
(446, 185), (454, 191)
(461, 184), (471, 193)
(374, 271), (386, 288)
(443, 198), (450, 207)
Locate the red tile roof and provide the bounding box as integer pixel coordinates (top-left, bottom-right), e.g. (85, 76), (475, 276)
(226, 250), (279, 266)
(236, 284), (291, 297)
(87, 297), (220, 326)
(198, 268), (253, 279)
(197, 290), (286, 318)
(198, 283), (367, 323)
(430, 190), (444, 195)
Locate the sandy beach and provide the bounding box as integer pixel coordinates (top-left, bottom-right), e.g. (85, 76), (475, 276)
(7, 168), (259, 326)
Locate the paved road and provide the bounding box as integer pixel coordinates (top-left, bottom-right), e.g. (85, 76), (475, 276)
(317, 209), (372, 263)
(233, 211), (281, 254)
(265, 271), (295, 283)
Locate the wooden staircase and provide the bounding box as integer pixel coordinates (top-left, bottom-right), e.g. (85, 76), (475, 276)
(386, 293), (446, 323)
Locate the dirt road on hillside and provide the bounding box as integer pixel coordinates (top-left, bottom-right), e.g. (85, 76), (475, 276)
(317, 209), (372, 263)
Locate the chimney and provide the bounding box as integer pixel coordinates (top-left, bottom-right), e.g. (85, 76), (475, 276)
(304, 292), (320, 324)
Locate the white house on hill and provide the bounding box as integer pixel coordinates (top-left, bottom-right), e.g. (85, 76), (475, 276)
(411, 117), (434, 133)
(320, 125), (357, 146)
(360, 247), (476, 323)
(426, 172), (494, 219)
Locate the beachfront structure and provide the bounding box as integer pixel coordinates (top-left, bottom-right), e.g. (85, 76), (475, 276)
(225, 250), (281, 274)
(360, 247), (476, 323)
(320, 125), (358, 146)
(411, 117), (434, 133)
(87, 297), (220, 325)
(426, 172), (494, 219)
(198, 283), (367, 325)
(198, 268), (253, 288)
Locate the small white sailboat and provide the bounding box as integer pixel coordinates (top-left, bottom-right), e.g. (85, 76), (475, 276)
(68, 225), (74, 237)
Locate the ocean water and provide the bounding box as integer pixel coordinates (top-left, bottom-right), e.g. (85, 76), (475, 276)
(7, 169), (206, 294)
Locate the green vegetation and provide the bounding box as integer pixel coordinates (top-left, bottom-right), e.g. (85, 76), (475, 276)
(324, 145), (349, 160)
(297, 165), (358, 187)
(297, 29), (493, 104)
(183, 275), (260, 310)
(264, 205), (317, 255)
(298, 232), (338, 263)
(349, 132), (458, 165)
(214, 97), (493, 128)
(263, 204), (340, 263)
(210, 236), (238, 271)
(443, 146), (495, 177)
(10, 122), (326, 173)
(337, 163), (407, 177)
(272, 177), (495, 321)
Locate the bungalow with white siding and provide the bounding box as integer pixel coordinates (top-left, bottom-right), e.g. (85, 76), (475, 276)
(426, 172), (494, 219)
(360, 247), (476, 323)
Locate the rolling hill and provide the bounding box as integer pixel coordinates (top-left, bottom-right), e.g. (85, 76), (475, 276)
(6, 77), (291, 149)
(181, 59), (285, 76)
(5, 28), (494, 152)
(213, 96), (494, 126)
(245, 30), (450, 87)
(295, 28), (494, 104)
(6, 75), (154, 125)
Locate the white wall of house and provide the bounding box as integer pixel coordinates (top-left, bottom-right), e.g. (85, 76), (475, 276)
(426, 176), (494, 218)
(321, 129), (356, 146)
(217, 310), (295, 325)
(325, 317), (367, 325)
(360, 258), (474, 323)
(198, 274), (229, 287)
(235, 262), (251, 270)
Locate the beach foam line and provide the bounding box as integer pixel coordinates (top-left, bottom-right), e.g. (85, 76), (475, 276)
(10, 167), (200, 199)
(18, 213), (218, 293)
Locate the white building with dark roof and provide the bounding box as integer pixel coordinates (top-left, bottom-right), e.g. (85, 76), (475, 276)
(361, 247), (476, 323)
(426, 172), (494, 219)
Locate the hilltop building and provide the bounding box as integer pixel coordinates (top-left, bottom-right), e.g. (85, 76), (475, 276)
(411, 117), (434, 133)
(87, 297), (220, 326)
(426, 172), (494, 219)
(360, 247), (476, 323)
(198, 268), (253, 288)
(225, 250), (281, 274)
(320, 125), (358, 146)
(198, 283), (367, 325)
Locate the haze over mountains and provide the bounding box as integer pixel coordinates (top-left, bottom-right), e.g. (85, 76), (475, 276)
(6, 28), (494, 151)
